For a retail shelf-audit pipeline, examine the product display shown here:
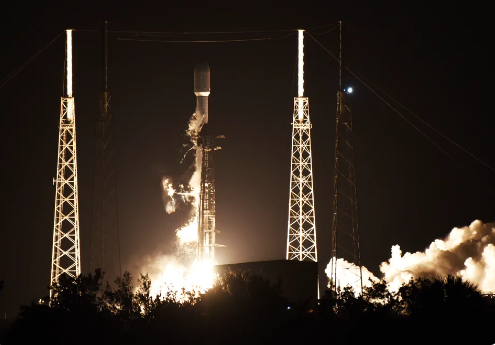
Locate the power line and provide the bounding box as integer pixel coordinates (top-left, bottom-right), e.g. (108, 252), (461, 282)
(0, 32), (64, 90)
(305, 31), (495, 192)
(75, 23), (338, 42)
(77, 28), (297, 35)
(308, 21), (340, 31)
(116, 37), (274, 43)
(76, 23), (339, 37)
(350, 69), (495, 174)
(115, 33), (294, 43)
(312, 23), (340, 35)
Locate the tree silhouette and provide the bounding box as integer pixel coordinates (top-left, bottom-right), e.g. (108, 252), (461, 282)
(101, 271), (142, 324)
(397, 275), (483, 317)
(49, 268), (104, 313)
(195, 270), (289, 344)
(3, 271), (495, 345)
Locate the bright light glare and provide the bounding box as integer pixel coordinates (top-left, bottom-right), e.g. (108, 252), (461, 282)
(347, 87), (353, 94)
(298, 30), (304, 97)
(149, 258), (216, 302)
(66, 30), (73, 97)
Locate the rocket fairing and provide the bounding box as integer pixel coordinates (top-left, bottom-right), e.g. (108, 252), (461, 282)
(194, 62), (210, 124)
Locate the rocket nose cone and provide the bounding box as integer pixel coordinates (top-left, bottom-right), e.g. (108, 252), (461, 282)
(194, 62), (210, 94)
(194, 62), (210, 75)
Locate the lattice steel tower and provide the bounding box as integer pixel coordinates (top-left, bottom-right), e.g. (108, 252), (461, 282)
(90, 21), (122, 280)
(50, 29), (81, 292)
(286, 30), (317, 262)
(330, 22), (363, 293)
(197, 135), (222, 262)
(194, 62), (223, 263)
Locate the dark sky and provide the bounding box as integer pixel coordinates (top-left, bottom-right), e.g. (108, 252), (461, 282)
(1, 1), (493, 317)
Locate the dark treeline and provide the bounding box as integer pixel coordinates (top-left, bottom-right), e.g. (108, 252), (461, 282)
(1, 270), (494, 345)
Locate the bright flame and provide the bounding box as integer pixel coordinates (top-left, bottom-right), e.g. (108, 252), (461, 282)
(142, 255), (216, 302)
(176, 217), (198, 244)
(145, 112), (217, 301)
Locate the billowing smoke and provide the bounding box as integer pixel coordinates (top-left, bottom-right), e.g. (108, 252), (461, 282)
(160, 112), (205, 241)
(326, 220), (495, 294)
(161, 178), (176, 214)
(325, 258), (379, 294)
(141, 112), (212, 300)
(186, 111), (205, 139)
(380, 220), (495, 293)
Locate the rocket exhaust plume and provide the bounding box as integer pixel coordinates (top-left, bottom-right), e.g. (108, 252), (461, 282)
(327, 220), (495, 294)
(141, 63), (216, 301)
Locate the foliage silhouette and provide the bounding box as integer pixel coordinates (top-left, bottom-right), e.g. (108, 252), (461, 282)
(2, 270), (494, 345)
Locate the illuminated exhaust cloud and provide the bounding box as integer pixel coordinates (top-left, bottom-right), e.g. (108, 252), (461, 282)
(327, 220), (495, 294)
(141, 65), (215, 300)
(144, 111), (209, 300)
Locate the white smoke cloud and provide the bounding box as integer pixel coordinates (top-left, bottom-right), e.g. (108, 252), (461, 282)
(380, 220), (495, 293)
(326, 220), (495, 294)
(325, 258), (379, 295)
(178, 112), (206, 249)
(140, 112), (211, 301)
(161, 177), (176, 214)
(160, 111), (205, 222)
(186, 111), (205, 140)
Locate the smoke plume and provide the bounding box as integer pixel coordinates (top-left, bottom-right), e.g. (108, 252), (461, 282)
(380, 220), (495, 293)
(325, 258), (379, 294)
(161, 177), (176, 214)
(160, 112), (205, 236)
(326, 220), (495, 294)
(141, 112), (211, 300)
(186, 111), (205, 140)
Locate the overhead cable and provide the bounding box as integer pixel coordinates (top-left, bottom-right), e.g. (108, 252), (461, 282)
(305, 31), (494, 192)
(0, 32), (64, 90)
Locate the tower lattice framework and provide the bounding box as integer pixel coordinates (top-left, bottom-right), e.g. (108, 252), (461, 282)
(90, 21), (121, 280)
(197, 135), (221, 262)
(50, 29), (81, 293)
(330, 22), (363, 293)
(286, 30), (317, 262)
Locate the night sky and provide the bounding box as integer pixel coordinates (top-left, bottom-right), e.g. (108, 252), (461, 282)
(1, 1), (493, 318)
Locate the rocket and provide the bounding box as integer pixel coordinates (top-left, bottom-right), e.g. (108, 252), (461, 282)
(194, 62), (211, 125)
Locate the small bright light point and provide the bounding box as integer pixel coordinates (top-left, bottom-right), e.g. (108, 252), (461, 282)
(347, 87), (353, 94)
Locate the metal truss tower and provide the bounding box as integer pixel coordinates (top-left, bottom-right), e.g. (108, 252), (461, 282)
(286, 30), (317, 262)
(330, 22), (363, 293)
(197, 134), (222, 262)
(90, 21), (122, 280)
(194, 62), (223, 263)
(50, 29), (81, 292)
